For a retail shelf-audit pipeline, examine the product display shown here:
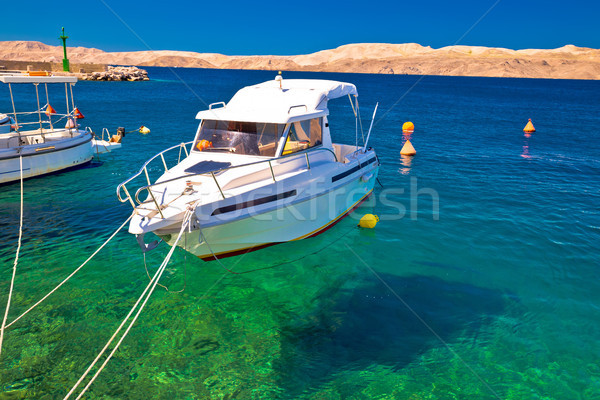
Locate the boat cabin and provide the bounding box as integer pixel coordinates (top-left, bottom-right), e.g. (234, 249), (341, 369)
(0, 74), (82, 149)
(193, 78), (359, 161)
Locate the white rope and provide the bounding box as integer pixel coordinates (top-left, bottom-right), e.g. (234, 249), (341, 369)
(64, 82), (70, 115)
(12, 106), (49, 117)
(348, 94), (358, 150)
(5, 213), (134, 330)
(45, 83), (54, 130)
(34, 83), (43, 132)
(0, 155), (24, 359)
(8, 83), (19, 128)
(200, 228), (233, 273)
(143, 247), (186, 293)
(65, 207), (195, 399)
(356, 98), (365, 144)
(354, 98), (358, 150)
(69, 84), (76, 115)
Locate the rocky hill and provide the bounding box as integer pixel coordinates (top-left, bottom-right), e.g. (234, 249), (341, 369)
(2, 41), (599, 80)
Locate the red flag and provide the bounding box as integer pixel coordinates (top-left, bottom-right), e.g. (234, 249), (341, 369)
(45, 104), (57, 115)
(73, 107), (85, 119)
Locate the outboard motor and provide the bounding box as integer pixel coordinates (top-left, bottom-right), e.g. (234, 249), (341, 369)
(110, 127), (126, 143)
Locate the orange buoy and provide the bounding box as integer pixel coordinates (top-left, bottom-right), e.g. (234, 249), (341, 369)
(45, 104), (57, 115)
(523, 118), (535, 133)
(400, 140), (416, 156)
(402, 121), (414, 133)
(73, 107), (85, 119)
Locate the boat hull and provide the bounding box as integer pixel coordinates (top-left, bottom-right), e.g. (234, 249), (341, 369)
(0, 132), (94, 184)
(163, 169), (376, 260)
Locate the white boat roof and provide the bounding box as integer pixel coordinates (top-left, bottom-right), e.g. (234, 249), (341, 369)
(0, 75), (78, 84)
(196, 79), (358, 124)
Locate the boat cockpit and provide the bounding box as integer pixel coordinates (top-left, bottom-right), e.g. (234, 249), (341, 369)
(192, 117), (324, 158)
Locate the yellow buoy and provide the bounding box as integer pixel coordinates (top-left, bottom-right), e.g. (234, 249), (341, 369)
(400, 139), (416, 156)
(402, 121), (414, 132)
(523, 119), (535, 133)
(358, 214), (379, 228)
(139, 125), (151, 134)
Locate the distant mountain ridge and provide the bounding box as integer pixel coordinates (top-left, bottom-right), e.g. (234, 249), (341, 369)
(2, 41), (600, 80)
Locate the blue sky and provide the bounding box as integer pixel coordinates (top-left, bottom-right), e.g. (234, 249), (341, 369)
(2, 0), (598, 54)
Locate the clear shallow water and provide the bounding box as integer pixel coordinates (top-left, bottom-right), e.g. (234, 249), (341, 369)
(1, 68), (599, 399)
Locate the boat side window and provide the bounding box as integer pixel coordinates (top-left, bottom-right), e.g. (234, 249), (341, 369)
(256, 122), (287, 157)
(282, 117), (322, 155)
(194, 120), (285, 156)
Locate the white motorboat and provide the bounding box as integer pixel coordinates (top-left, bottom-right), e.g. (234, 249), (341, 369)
(118, 76), (380, 260)
(91, 127), (124, 154)
(0, 74), (94, 184)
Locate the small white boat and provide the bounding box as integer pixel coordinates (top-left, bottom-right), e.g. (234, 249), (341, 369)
(0, 74), (94, 184)
(92, 127), (123, 154)
(118, 76), (380, 260)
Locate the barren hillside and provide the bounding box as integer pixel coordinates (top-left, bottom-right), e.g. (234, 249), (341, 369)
(2, 41), (599, 80)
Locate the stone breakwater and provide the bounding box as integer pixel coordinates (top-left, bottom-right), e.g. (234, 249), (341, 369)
(82, 66), (149, 81)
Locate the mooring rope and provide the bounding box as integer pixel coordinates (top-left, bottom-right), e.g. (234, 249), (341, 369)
(356, 99), (365, 144)
(4, 212), (134, 330)
(201, 221), (357, 275)
(200, 228), (241, 274)
(142, 241), (187, 294)
(65, 206), (195, 400)
(0, 155), (24, 359)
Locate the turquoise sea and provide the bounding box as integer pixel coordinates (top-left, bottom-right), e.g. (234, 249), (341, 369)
(1, 68), (599, 399)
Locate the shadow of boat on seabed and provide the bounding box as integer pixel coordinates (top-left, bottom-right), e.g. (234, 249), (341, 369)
(273, 273), (506, 395)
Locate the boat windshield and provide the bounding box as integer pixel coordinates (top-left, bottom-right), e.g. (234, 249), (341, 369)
(193, 120), (286, 157)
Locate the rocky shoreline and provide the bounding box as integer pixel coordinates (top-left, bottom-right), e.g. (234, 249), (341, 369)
(82, 65), (149, 81)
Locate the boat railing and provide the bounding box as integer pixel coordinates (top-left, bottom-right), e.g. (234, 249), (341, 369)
(288, 105), (307, 114)
(9, 110), (70, 117)
(97, 127), (111, 142)
(7, 110), (78, 134)
(5, 104), (75, 118)
(12, 120), (53, 129)
(11, 128), (79, 138)
(209, 102), (226, 110)
(7, 127), (87, 150)
(116, 141), (194, 213)
(117, 144), (337, 218)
